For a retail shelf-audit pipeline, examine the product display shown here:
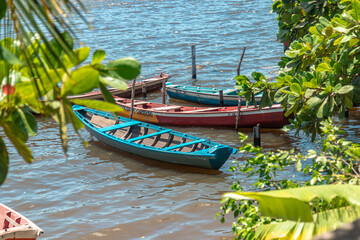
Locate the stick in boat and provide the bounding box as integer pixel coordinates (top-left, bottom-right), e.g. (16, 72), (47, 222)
(219, 89), (224, 107)
(162, 80), (166, 104)
(142, 82), (147, 98)
(130, 78), (136, 119)
(237, 46), (246, 76)
(236, 94), (241, 131)
(191, 44), (196, 80)
(236, 46), (246, 130)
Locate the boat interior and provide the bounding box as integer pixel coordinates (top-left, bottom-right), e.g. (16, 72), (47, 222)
(82, 110), (211, 153)
(114, 98), (236, 113)
(0, 207), (26, 230)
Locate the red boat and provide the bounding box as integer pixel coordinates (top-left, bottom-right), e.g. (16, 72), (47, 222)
(67, 73), (170, 100)
(0, 203), (43, 240)
(114, 97), (289, 128)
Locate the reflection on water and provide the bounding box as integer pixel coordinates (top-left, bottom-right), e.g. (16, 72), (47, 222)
(2, 1), (360, 239)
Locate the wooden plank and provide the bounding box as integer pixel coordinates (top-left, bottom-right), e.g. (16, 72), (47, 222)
(182, 107), (220, 113)
(162, 139), (205, 150)
(133, 101), (148, 105)
(98, 122), (139, 132)
(128, 129), (172, 142)
(153, 106), (181, 111)
(5, 215), (20, 227)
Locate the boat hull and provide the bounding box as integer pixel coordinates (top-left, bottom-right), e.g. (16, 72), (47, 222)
(166, 83), (261, 106)
(74, 106), (235, 170)
(68, 74), (170, 100)
(119, 106), (288, 128)
(0, 203), (43, 240)
(115, 98), (289, 128)
(86, 125), (232, 169)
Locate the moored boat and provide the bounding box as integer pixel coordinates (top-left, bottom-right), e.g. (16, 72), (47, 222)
(67, 73), (170, 100)
(165, 82), (262, 106)
(114, 97), (289, 128)
(73, 105), (236, 170)
(0, 203), (43, 240)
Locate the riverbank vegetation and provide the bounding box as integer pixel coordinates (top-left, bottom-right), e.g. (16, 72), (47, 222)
(219, 0), (360, 239)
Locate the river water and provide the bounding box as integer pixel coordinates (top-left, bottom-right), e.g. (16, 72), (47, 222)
(2, 1), (360, 240)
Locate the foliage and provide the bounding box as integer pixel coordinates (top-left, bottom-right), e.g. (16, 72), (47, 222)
(222, 1), (360, 239)
(217, 120), (360, 239)
(271, 0), (344, 44)
(0, 1), (141, 185)
(237, 0), (360, 138)
(224, 185), (360, 240)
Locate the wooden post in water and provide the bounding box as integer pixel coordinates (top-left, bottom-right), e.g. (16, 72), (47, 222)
(235, 93), (241, 131)
(142, 82), (147, 98)
(219, 90), (224, 107)
(162, 80), (166, 104)
(253, 124), (261, 147)
(130, 78), (136, 119)
(191, 45), (197, 80)
(237, 47), (246, 76)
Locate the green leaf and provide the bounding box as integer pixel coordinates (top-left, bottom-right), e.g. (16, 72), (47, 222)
(103, 57), (141, 80)
(100, 76), (128, 90)
(92, 49), (106, 64)
(290, 83), (302, 94)
(63, 47), (90, 69)
(307, 96), (323, 109)
(336, 85), (354, 94)
(0, 0), (6, 20)
(235, 75), (250, 84)
(0, 136), (9, 185)
(341, 35), (353, 43)
(99, 82), (116, 104)
(319, 16), (331, 27)
(251, 72), (266, 81)
(255, 205), (360, 240)
(350, 0), (360, 22)
(2, 122), (33, 163)
(344, 95), (353, 108)
(70, 99), (124, 112)
(274, 87), (289, 103)
(63, 98), (84, 131)
(317, 97), (330, 118)
(0, 45), (24, 65)
(316, 63), (331, 72)
(16, 108), (38, 136)
(295, 160), (302, 172)
(62, 66), (100, 96)
(224, 185), (360, 222)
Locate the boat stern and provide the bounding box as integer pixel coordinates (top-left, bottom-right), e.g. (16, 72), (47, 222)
(208, 145), (235, 170)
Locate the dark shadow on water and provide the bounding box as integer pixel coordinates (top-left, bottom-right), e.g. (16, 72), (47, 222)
(88, 139), (224, 176)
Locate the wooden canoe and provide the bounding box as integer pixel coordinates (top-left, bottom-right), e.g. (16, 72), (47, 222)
(0, 203), (43, 240)
(73, 105), (236, 170)
(114, 97), (289, 128)
(165, 82), (262, 106)
(67, 73), (170, 100)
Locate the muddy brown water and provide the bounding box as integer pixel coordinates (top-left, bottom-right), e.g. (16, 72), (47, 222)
(2, 0), (360, 239)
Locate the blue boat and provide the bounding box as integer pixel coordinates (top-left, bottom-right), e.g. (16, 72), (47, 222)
(73, 105), (236, 170)
(165, 82), (262, 106)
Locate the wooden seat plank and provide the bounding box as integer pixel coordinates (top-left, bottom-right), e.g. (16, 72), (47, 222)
(153, 106), (181, 111)
(182, 107), (220, 113)
(99, 122), (139, 132)
(128, 129), (172, 142)
(162, 139), (206, 150)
